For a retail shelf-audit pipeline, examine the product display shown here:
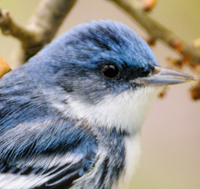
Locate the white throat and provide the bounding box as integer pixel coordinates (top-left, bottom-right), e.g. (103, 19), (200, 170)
(68, 86), (163, 133)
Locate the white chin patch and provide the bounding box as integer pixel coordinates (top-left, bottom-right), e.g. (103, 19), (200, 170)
(68, 86), (164, 133)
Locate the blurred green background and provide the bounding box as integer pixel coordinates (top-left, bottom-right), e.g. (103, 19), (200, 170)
(1, 0), (200, 188)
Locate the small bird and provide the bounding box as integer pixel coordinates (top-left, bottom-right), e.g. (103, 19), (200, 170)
(0, 20), (193, 189)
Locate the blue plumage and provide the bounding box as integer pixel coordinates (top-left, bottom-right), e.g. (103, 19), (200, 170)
(0, 20), (192, 189)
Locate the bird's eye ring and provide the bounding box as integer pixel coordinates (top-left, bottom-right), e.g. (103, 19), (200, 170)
(101, 63), (120, 79)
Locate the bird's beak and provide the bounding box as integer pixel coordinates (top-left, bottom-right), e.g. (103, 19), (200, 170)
(134, 66), (195, 85)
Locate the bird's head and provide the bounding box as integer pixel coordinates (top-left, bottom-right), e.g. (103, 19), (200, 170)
(28, 20), (193, 134)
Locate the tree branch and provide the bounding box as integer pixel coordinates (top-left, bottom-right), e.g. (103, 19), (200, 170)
(110, 0), (200, 67)
(0, 8), (36, 41)
(0, 0), (78, 65)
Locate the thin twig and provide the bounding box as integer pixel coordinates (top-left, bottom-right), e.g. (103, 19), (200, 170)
(110, 0), (200, 66)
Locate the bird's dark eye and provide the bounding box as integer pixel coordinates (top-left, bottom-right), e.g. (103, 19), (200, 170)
(101, 63), (119, 79)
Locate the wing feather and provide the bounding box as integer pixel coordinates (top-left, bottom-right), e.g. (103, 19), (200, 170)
(0, 119), (97, 189)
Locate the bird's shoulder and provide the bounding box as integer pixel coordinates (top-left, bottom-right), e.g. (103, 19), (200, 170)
(0, 65), (99, 188)
(0, 116), (98, 189)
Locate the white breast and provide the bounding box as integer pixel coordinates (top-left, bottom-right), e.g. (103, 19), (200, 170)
(68, 86), (163, 133)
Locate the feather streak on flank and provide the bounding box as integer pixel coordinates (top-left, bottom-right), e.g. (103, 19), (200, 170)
(113, 135), (141, 189)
